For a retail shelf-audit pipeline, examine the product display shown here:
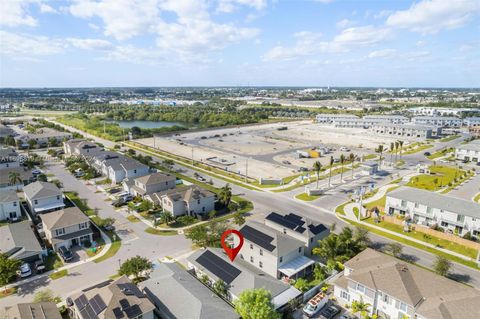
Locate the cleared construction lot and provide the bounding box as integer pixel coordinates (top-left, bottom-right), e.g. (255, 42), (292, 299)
(135, 121), (402, 180)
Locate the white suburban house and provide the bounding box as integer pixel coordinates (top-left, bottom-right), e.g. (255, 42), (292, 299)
(147, 185), (216, 217)
(0, 189), (21, 221)
(23, 181), (65, 215)
(0, 220), (44, 263)
(385, 186), (480, 237)
(0, 148), (20, 169)
(412, 116), (463, 127)
(333, 248), (480, 319)
(63, 139), (103, 158)
(0, 166), (34, 190)
(90, 151), (150, 184)
(264, 212), (329, 256)
(68, 276), (155, 319)
(455, 140), (480, 164)
(123, 172), (176, 198)
(40, 207), (93, 250)
(235, 221), (316, 280)
(15, 127), (72, 148)
(187, 248), (302, 310)
(370, 123), (440, 139)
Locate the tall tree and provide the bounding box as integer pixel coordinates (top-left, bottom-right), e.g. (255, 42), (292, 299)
(218, 184), (232, 209)
(376, 145), (384, 168)
(328, 156), (334, 187)
(234, 288), (281, 319)
(390, 142), (395, 163)
(8, 171), (22, 190)
(351, 300), (371, 319)
(118, 255), (153, 280)
(313, 161), (322, 189)
(398, 140), (404, 159)
(349, 153), (355, 180)
(394, 141), (400, 162)
(433, 256), (452, 277)
(339, 154), (346, 181)
(0, 253), (21, 292)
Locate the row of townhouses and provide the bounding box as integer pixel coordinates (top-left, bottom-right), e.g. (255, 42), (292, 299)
(455, 139), (480, 164)
(15, 127), (72, 148)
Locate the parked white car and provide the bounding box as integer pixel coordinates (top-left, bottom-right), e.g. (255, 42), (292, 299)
(18, 263), (32, 278)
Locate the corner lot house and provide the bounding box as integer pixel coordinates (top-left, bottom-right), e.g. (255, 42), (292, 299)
(123, 172), (176, 198)
(40, 207), (93, 250)
(385, 186), (480, 237)
(23, 181), (64, 214)
(4, 302), (62, 319)
(455, 140), (480, 164)
(147, 185), (216, 217)
(139, 263), (238, 319)
(0, 189), (21, 221)
(68, 276), (155, 319)
(235, 221), (315, 280)
(264, 212), (329, 256)
(0, 220), (43, 263)
(333, 248), (480, 319)
(0, 166), (34, 190)
(188, 248), (302, 310)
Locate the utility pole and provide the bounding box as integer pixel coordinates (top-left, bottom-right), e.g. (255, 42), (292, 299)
(191, 147), (194, 165)
(245, 158), (249, 183)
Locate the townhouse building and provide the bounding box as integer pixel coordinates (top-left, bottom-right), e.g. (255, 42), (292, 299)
(315, 113), (359, 124)
(370, 123), (441, 139)
(123, 172), (176, 198)
(63, 139), (103, 158)
(40, 207), (93, 250)
(23, 181), (65, 214)
(15, 127), (72, 147)
(0, 147), (20, 169)
(234, 221), (315, 280)
(0, 189), (21, 221)
(385, 186), (480, 237)
(333, 248), (480, 319)
(455, 140), (480, 164)
(412, 116), (462, 128)
(463, 117), (480, 127)
(264, 212), (329, 256)
(88, 151), (150, 184)
(363, 115), (410, 124)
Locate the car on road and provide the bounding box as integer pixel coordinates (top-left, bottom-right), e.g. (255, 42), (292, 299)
(424, 152), (431, 156)
(340, 147), (350, 152)
(32, 168), (42, 175)
(58, 246), (73, 262)
(282, 160), (291, 165)
(318, 304), (341, 319)
(18, 263), (32, 278)
(34, 259), (46, 273)
(108, 188), (121, 194)
(112, 197), (127, 207)
(303, 292), (328, 317)
(298, 167), (309, 172)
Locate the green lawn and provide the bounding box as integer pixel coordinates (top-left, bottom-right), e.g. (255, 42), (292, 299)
(295, 193), (322, 201)
(402, 143), (433, 155)
(474, 193), (480, 203)
(440, 135), (461, 142)
(127, 215), (140, 223)
(145, 228), (178, 236)
(335, 201), (352, 216)
(406, 165), (465, 191)
(49, 269), (68, 280)
(363, 217), (477, 259)
(93, 237), (121, 263)
(427, 148), (453, 160)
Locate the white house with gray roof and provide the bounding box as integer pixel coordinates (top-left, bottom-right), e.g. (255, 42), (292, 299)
(40, 207), (93, 250)
(370, 123), (441, 139)
(234, 221), (315, 280)
(412, 116), (462, 128)
(455, 140), (480, 164)
(333, 248), (480, 319)
(139, 263), (238, 319)
(63, 139), (103, 158)
(0, 189), (21, 221)
(385, 186), (480, 237)
(0, 148), (20, 169)
(122, 172), (176, 198)
(0, 166), (34, 191)
(23, 181), (64, 215)
(89, 151), (149, 184)
(187, 248), (302, 310)
(0, 220), (44, 263)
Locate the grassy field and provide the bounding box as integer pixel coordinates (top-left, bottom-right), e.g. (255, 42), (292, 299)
(49, 269), (68, 280)
(127, 215), (140, 222)
(474, 193), (480, 203)
(402, 143), (433, 155)
(427, 148), (454, 160)
(295, 193), (322, 201)
(363, 186), (401, 211)
(145, 228), (178, 236)
(440, 135), (461, 142)
(406, 165), (465, 191)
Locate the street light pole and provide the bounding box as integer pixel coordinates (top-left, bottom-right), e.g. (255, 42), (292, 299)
(245, 158), (248, 183)
(191, 147), (194, 165)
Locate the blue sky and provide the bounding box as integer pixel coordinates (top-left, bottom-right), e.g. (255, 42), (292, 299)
(1, 0), (479, 88)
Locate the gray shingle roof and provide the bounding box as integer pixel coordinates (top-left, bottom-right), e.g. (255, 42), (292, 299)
(160, 186), (215, 203)
(23, 181), (61, 200)
(135, 172), (175, 186)
(0, 220), (42, 260)
(0, 189), (19, 203)
(456, 140), (480, 152)
(139, 263), (238, 319)
(5, 302), (62, 319)
(40, 207), (90, 230)
(387, 186), (480, 219)
(0, 167), (33, 185)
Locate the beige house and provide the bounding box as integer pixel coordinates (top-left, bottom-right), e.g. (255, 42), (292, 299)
(146, 185), (216, 217)
(40, 207), (93, 250)
(123, 172), (176, 198)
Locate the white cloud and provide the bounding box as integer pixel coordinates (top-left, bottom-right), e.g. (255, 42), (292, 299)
(67, 38), (113, 50)
(216, 0), (267, 13)
(404, 51), (431, 61)
(386, 0), (480, 34)
(39, 3), (57, 14)
(367, 49), (396, 58)
(100, 45), (165, 64)
(374, 10), (391, 20)
(263, 31), (324, 61)
(336, 19), (355, 29)
(333, 26), (391, 48)
(0, 31), (65, 56)
(0, 0), (38, 27)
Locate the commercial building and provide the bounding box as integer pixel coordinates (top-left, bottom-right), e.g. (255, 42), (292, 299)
(412, 116), (462, 128)
(67, 276), (155, 319)
(315, 114), (358, 124)
(370, 123), (440, 139)
(0, 189), (21, 221)
(23, 181), (65, 214)
(187, 248), (302, 310)
(385, 186), (480, 237)
(0, 220), (44, 263)
(40, 207), (93, 250)
(455, 140), (480, 164)
(333, 248), (480, 319)
(140, 263), (238, 319)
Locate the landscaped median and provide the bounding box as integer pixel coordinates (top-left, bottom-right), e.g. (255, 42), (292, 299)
(295, 192), (322, 201)
(49, 269), (68, 280)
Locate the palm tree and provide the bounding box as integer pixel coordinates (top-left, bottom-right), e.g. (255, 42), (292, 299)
(398, 140), (404, 159)
(376, 145), (384, 168)
(394, 141), (400, 162)
(351, 300), (371, 319)
(390, 142), (395, 163)
(313, 161), (322, 189)
(312, 234), (341, 262)
(328, 156), (334, 187)
(339, 154), (346, 181)
(349, 153), (355, 180)
(9, 172), (22, 191)
(159, 211), (174, 225)
(219, 184), (232, 208)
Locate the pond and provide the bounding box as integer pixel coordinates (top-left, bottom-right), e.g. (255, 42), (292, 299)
(108, 120), (184, 129)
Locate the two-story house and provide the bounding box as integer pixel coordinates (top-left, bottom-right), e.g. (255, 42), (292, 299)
(123, 172), (176, 198)
(63, 139), (103, 158)
(0, 220), (44, 263)
(264, 212), (330, 256)
(40, 207), (93, 250)
(187, 248), (302, 311)
(67, 276), (155, 319)
(14, 127), (72, 148)
(0, 189), (21, 221)
(23, 181), (64, 215)
(0, 166), (34, 190)
(98, 154), (149, 184)
(333, 248), (480, 319)
(385, 186), (480, 238)
(235, 221), (315, 280)
(0, 148), (20, 169)
(147, 185), (216, 217)
(455, 140), (480, 164)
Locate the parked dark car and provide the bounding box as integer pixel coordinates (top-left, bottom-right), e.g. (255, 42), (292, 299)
(58, 246), (73, 262)
(424, 152), (431, 156)
(112, 198), (127, 207)
(319, 304), (341, 319)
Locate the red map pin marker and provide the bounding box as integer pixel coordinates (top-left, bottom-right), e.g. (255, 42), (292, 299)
(221, 229), (244, 262)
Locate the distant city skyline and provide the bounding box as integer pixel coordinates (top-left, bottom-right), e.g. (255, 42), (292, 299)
(1, 0), (480, 88)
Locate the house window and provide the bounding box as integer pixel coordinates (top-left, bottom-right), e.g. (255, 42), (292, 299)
(414, 203), (419, 208)
(57, 195), (60, 200)
(399, 302), (408, 312)
(197, 200), (200, 204)
(202, 207), (205, 212)
(310, 238), (313, 243)
(250, 244), (253, 249)
(340, 290), (350, 301)
(34, 200), (38, 204)
(259, 261), (263, 268)
(382, 293), (390, 304)
(457, 215), (465, 223)
(283, 228), (287, 234)
(79, 222), (87, 230)
(55, 228), (65, 236)
(356, 283), (366, 294)
(259, 249), (263, 256)
(250, 256), (254, 263)
(134, 170), (137, 174)
(426, 207), (433, 214)
(279, 256), (283, 262)
(298, 247), (302, 253)
(13, 201), (17, 207)
(400, 200), (407, 207)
